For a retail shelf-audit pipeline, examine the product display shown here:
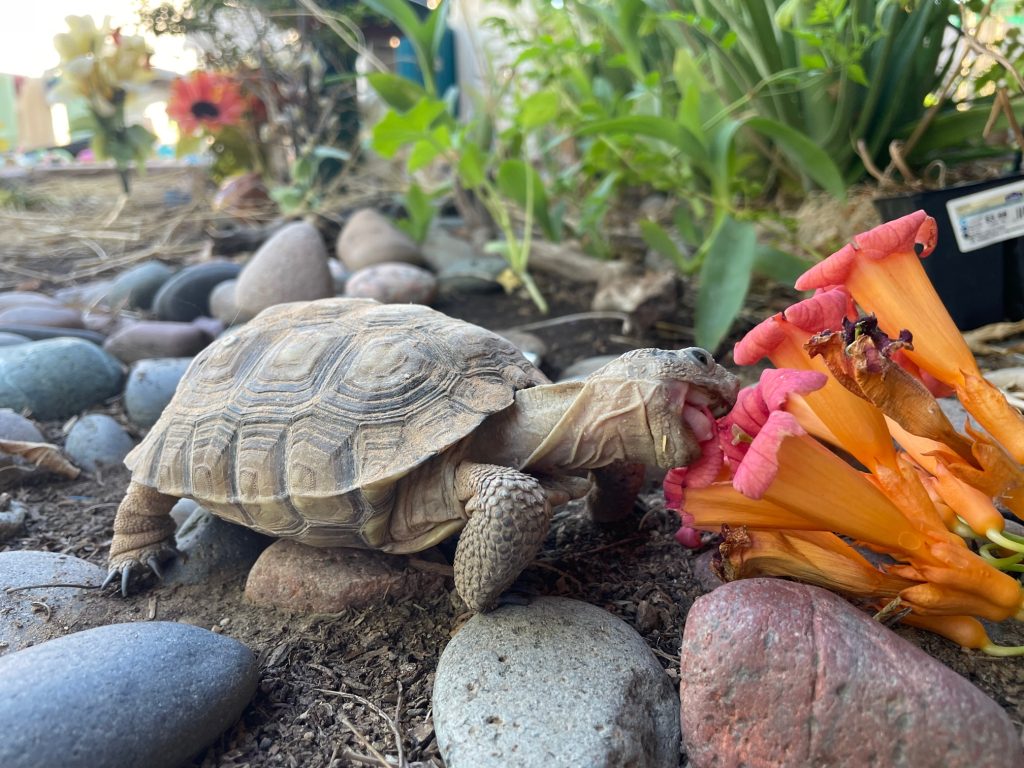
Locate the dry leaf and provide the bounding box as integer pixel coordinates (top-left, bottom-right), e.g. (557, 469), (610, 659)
(0, 439), (80, 479)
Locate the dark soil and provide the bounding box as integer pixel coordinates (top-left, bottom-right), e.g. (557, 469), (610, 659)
(1, 174), (1022, 767)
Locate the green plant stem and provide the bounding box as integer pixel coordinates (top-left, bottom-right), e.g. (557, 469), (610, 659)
(979, 542), (1024, 569)
(988, 529), (1024, 554)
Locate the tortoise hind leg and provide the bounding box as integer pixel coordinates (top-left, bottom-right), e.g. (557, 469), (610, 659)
(453, 461), (554, 613)
(104, 482), (179, 596)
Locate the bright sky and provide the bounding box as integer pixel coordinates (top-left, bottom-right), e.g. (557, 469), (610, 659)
(0, 0), (195, 77)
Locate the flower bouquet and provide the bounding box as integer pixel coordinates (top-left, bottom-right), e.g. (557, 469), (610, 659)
(667, 211), (1024, 656)
(53, 15), (156, 192)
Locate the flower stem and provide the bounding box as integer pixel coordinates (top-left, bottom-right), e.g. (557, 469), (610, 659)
(982, 643), (1024, 657)
(978, 542), (1024, 569)
(987, 528), (1024, 554)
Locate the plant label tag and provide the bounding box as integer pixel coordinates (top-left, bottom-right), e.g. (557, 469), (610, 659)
(945, 179), (1024, 253)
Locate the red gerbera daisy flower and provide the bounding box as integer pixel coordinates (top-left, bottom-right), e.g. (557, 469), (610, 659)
(167, 71), (246, 134)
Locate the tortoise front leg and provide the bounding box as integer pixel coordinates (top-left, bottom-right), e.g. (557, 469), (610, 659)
(104, 482), (179, 595)
(587, 461), (646, 523)
(453, 461), (554, 613)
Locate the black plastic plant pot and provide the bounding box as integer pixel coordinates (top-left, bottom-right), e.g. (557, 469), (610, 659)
(874, 172), (1024, 330)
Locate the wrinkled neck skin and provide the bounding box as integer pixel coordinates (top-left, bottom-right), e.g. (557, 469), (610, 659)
(467, 378), (695, 472)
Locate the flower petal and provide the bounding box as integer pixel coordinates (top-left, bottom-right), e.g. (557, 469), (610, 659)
(733, 410), (805, 499)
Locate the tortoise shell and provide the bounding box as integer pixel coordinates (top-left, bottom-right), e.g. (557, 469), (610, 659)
(125, 298), (546, 548)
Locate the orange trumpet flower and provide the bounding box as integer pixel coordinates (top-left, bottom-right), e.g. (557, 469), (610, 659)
(715, 526), (917, 599)
(732, 289), (898, 471)
(795, 210), (1024, 462)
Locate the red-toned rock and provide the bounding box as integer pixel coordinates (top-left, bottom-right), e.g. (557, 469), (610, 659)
(244, 539), (446, 613)
(103, 320), (215, 363)
(679, 579), (1023, 768)
(344, 262), (437, 305)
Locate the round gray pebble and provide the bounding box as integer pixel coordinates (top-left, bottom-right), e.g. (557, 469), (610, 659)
(152, 261), (242, 322)
(64, 413), (135, 472)
(0, 498), (27, 541)
(105, 261), (176, 310)
(0, 621), (258, 768)
(0, 408), (43, 442)
(0, 338), (125, 420)
(123, 357), (193, 429)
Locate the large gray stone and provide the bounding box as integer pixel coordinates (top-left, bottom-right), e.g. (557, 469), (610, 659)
(433, 597), (679, 768)
(0, 338), (125, 420)
(679, 579), (1024, 768)
(64, 413), (135, 472)
(0, 621), (258, 768)
(123, 357), (192, 429)
(0, 550), (106, 654)
(234, 221), (333, 318)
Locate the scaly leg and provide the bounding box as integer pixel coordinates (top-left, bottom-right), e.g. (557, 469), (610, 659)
(453, 461), (553, 612)
(586, 461), (646, 523)
(104, 482), (178, 595)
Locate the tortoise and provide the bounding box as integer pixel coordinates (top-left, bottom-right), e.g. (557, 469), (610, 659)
(106, 298), (739, 611)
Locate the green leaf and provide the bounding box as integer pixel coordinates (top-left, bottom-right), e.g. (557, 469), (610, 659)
(399, 182), (435, 243)
(371, 99), (446, 156)
(367, 72), (427, 111)
(743, 116), (846, 198)
(520, 90), (561, 129)
(361, 0), (426, 44)
(575, 116), (712, 173)
(457, 142), (487, 188)
(639, 220), (683, 269)
(496, 159), (557, 241)
(407, 138), (442, 172)
(753, 244), (815, 286)
(269, 186), (306, 214)
(695, 217), (757, 352)
(846, 63), (868, 87)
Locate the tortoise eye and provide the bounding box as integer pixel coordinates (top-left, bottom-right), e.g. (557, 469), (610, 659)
(685, 348), (712, 368)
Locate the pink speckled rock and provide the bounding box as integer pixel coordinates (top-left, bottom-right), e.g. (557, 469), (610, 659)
(343, 262), (437, 305)
(244, 539), (446, 613)
(679, 579), (1023, 768)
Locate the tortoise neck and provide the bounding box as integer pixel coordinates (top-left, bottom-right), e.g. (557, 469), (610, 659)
(471, 381), (584, 470)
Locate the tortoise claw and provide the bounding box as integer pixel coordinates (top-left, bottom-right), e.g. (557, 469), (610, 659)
(101, 568), (119, 591)
(121, 565), (131, 597)
(146, 556), (164, 581)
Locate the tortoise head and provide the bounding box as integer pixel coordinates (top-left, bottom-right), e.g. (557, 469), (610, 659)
(575, 347), (740, 469)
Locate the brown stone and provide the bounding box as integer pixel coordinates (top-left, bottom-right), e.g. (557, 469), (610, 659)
(679, 579), (1023, 768)
(103, 320), (214, 363)
(233, 221), (333, 318)
(244, 539), (446, 613)
(335, 209), (424, 271)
